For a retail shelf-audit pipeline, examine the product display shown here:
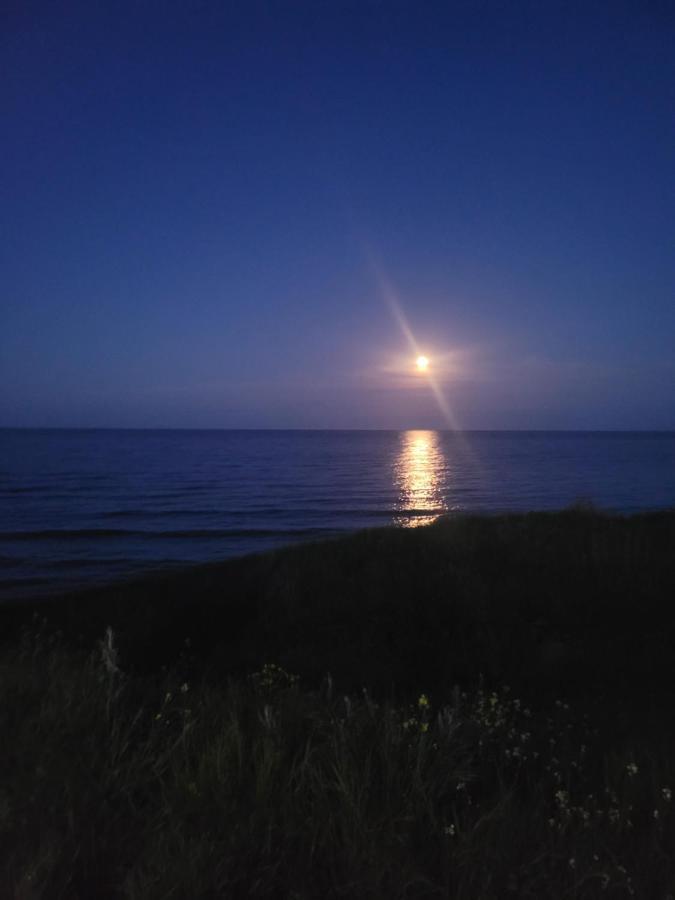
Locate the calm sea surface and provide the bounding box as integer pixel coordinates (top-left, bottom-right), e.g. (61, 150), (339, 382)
(1, 429), (674, 600)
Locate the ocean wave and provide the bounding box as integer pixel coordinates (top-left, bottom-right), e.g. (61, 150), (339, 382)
(0, 527), (345, 541)
(97, 507), (440, 520)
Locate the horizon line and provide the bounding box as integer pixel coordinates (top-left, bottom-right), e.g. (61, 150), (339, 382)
(2, 426), (675, 434)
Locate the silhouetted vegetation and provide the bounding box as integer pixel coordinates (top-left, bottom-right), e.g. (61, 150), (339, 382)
(2, 509), (675, 897)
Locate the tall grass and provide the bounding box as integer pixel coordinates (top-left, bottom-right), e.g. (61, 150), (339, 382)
(3, 511), (675, 897)
(3, 633), (674, 899)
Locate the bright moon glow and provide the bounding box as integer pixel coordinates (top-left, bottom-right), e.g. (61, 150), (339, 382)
(416, 355), (430, 372)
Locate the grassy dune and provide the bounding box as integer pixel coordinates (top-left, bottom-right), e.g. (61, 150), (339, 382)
(2, 509), (675, 897)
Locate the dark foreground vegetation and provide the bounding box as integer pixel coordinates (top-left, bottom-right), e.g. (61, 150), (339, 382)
(3, 509), (675, 898)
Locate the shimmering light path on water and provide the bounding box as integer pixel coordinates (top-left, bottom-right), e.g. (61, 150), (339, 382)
(394, 431), (448, 527)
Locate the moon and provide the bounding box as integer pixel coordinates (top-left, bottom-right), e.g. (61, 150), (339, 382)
(416, 355), (429, 372)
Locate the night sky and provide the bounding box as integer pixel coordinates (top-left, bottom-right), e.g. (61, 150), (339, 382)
(2, 1), (674, 430)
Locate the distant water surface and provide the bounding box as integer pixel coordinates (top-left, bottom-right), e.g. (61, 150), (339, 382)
(1, 429), (674, 599)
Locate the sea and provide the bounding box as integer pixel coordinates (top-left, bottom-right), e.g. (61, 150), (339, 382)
(1, 428), (674, 601)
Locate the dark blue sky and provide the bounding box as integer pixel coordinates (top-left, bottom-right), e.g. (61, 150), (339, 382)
(2, 1), (674, 429)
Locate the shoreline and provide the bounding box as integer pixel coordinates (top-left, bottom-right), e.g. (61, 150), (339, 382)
(3, 508), (675, 701)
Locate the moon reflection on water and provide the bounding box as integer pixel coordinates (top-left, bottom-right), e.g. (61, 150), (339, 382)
(394, 430), (448, 527)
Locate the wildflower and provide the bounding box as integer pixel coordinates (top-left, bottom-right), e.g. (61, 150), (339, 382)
(626, 762), (638, 776)
(418, 693), (430, 709)
(662, 787), (672, 802)
(252, 662), (298, 692)
(555, 789), (569, 808)
(180, 682), (189, 693)
(444, 824), (456, 836)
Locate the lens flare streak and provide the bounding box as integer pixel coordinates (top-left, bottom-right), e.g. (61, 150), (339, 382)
(372, 263), (462, 431)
